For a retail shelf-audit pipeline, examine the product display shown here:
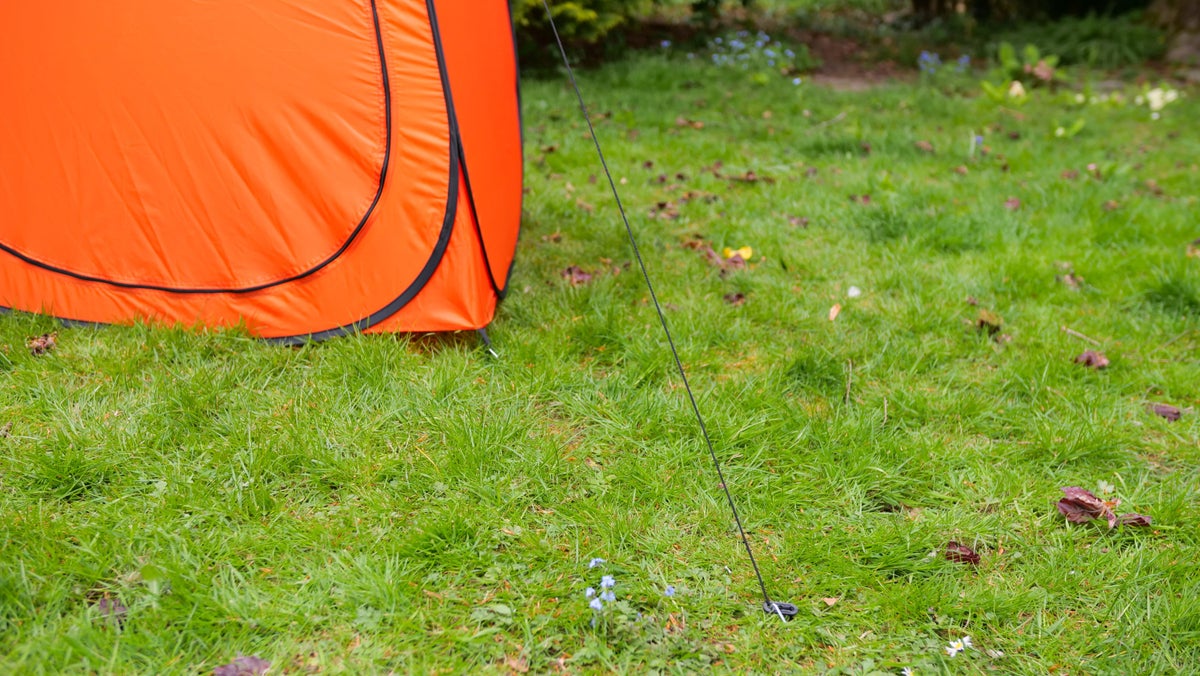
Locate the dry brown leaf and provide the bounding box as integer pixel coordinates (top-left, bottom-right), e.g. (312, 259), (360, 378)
(821, 597), (839, 607)
(27, 332), (57, 356)
(828, 304), (842, 322)
(1074, 351), (1109, 369)
(1151, 403), (1182, 422)
(915, 140), (935, 153)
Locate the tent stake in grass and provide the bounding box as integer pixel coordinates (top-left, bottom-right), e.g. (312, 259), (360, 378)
(540, 0), (797, 622)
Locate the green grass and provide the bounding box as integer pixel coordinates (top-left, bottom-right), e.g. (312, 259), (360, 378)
(2, 52), (1198, 674)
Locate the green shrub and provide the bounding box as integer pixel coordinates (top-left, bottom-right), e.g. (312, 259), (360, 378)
(987, 13), (1167, 68)
(512, 0), (654, 65)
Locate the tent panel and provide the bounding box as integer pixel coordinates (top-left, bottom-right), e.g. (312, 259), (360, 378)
(0, 0), (462, 338)
(366, 165), (496, 334)
(0, 2), (387, 290)
(431, 0), (524, 295)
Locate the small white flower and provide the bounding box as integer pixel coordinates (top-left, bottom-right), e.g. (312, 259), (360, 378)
(1055, 127), (1066, 137)
(1165, 89), (1179, 104)
(847, 286), (862, 298)
(902, 668), (915, 676)
(1098, 480), (1115, 495)
(1147, 88), (1167, 112)
(1008, 81), (1026, 99)
(1074, 93), (1085, 104)
(945, 638), (965, 657)
(1152, 112), (1161, 120)
(962, 636), (973, 649)
(986, 649), (1005, 658)
(1135, 95), (1145, 105)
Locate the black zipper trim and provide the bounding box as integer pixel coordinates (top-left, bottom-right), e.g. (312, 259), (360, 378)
(0, 0), (393, 295)
(266, 0), (462, 345)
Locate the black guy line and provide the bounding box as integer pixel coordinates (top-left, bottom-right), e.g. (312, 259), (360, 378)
(539, 0), (792, 621)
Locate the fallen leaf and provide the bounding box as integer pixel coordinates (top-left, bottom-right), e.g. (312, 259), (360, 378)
(541, 231), (563, 244)
(821, 597), (839, 607)
(789, 216), (810, 228)
(722, 246), (753, 261)
(1187, 238), (1199, 258)
(1057, 272), (1084, 289)
(915, 140), (935, 153)
(95, 597), (128, 626)
(27, 332), (57, 356)
(965, 296), (979, 306)
(1151, 403), (1182, 422)
(1143, 179), (1164, 196)
(976, 310), (1003, 336)
(723, 292), (746, 306)
(1057, 486), (1108, 524)
(1103, 200), (1120, 211)
(1003, 197), (1021, 211)
(214, 656), (271, 676)
(560, 266), (593, 286)
(0, 422), (11, 438)
(1061, 169), (1079, 180)
(503, 654), (530, 674)
(675, 116), (704, 129)
(729, 170), (774, 184)
(944, 541), (981, 565)
(1116, 513), (1152, 527)
(828, 304), (842, 322)
(860, 141), (872, 155)
(1075, 351), (1109, 369)
(642, 160), (654, 169)
(954, 165), (969, 175)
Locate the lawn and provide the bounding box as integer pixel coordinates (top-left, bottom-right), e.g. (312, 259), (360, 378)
(2, 39), (1198, 674)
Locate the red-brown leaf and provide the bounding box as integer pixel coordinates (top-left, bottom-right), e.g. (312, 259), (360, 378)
(1151, 403), (1182, 422)
(561, 266), (593, 286)
(1074, 351), (1109, 369)
(1116, 513), (1152, 527)
(27, 332), (57, 356)
(723, 292), (746, 306)
(945, 541), (981, 565)
(1057, 486), (1108, 523)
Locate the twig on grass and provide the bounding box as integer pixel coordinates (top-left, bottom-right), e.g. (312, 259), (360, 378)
(1061, 326), (1101, 346)
(807, 111), (846, 133)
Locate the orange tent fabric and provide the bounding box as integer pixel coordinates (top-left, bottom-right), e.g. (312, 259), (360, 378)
(0, 1), (522, 342)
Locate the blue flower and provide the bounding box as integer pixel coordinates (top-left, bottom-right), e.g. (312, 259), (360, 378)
(974, 135), (984, 146)
(665, 585), (676, 597)
(792, 78), (802, 86)
(585, 587), (595, 598)
(589, 598), (603, 611)
(588, 558), (605, 569)
(661, 40), (671, 49)
(957, 54), (971, 72)
(601, 591), (616, 602)
(600, 575), (615, 589)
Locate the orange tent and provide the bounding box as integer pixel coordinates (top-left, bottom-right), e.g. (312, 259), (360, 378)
(0, 1), (522, 343)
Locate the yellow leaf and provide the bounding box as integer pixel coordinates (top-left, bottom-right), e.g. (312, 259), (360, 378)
(722, 246), (753, 261)
(828, 304), (842, 321)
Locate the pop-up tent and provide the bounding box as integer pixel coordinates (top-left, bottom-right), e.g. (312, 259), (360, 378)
(0, 1), (522, 343)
